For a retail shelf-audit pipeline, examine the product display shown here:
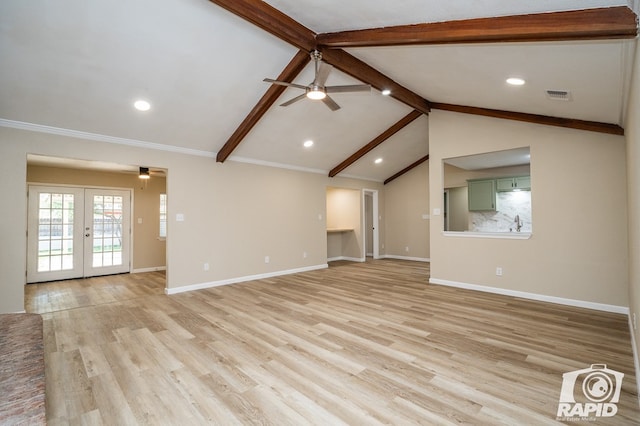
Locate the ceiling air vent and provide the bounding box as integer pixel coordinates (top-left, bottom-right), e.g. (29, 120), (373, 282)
(545, 89), (571, 101)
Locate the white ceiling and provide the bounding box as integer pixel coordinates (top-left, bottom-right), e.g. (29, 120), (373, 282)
(444, 147), (531, 171)
(0, 0), (637, 182)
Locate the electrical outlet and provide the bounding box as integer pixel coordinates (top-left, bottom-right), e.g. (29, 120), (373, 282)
(496, 267), (503, 276)
(203, 262), (209, 271)
(405, 246), (409, 252)
(264, 256), (270, 264)
(303, 251), (308, 258)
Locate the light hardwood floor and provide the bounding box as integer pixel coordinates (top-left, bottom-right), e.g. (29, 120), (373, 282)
(25, 260), (639, 425)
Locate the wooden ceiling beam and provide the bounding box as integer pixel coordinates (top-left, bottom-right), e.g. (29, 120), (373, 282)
(329, 110), (423, 177)
(431, 103), (624, 135)
(384, 155), (429, 185)
(321, 49), (431, 115)
(216, 50), (310, 162)
(208, 0), (315, 51)
(316, 7), (638, 48)
(208, 0), (432, 161)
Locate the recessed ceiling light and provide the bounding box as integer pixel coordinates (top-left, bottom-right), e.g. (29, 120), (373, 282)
(134, 100), (151, 111)
(506, 78), (526, 86)
(303, 140), (314, 148)
(381, 89), (391, 96)
(375, 158), (383, 164)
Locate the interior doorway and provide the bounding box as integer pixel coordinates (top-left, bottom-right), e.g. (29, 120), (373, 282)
(363, 189), (379, 259)
(27, 185), (132, 283)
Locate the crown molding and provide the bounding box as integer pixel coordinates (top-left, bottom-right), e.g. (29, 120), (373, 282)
(0, 118), (216, 158)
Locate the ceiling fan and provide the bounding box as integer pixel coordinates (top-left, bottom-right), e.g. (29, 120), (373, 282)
(264, 50), (371, 111)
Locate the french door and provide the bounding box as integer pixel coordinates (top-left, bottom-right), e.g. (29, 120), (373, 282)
(27, 185), (131, 283)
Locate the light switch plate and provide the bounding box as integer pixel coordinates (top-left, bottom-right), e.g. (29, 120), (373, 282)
(176, 213), (185, 222)
(433, 208), (441, 216)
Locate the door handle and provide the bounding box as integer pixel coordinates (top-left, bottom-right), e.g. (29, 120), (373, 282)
(85, 233), (90, 237)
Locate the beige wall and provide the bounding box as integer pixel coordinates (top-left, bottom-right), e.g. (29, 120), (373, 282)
(429, 110), (628, 307)
(625, 39), (640, 371)
(384, 161), (430, 260)
(27, 165), (167, 271)
(0, 127), (384, 312)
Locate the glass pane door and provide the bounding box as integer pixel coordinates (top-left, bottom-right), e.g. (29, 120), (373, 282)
(84, 189), (131, 277)
(27, 186), (131, 283)
(27, 186), (84, 282)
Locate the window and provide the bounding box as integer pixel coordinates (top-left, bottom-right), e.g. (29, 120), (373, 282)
(159, 193), (167, 238)
(443, 147), (532, 235)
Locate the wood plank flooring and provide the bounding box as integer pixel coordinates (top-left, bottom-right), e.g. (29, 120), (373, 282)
(25, 260), (639, 425)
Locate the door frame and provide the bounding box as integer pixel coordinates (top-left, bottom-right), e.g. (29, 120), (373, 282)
(26, 182), (133, 282)
(83, 187), (132, 278)
(362, 189), (380, 259)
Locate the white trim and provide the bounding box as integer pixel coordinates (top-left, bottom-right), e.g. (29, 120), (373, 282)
(132, 266), (166, 274)
(443, 231), (532, 240)
(165, 264), (328, 295)
(629, 315), (640, 407)
(383, 255), (430, 263)
(1, 119), (215, 158)
(27, 182), (132, 191)
(429, 278), (629, 314)
(327, 256), (366, 263)
(6, 118), (387, 181)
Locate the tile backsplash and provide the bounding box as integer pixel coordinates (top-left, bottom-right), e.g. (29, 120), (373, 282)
(470, 191), (532, 233)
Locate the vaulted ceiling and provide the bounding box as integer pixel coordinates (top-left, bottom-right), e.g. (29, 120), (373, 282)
(0, 0), (637, 182)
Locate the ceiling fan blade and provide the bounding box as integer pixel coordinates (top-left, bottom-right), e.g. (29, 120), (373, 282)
(315, 62), (332, 86)
(263, 78), (308, 91)
(326, 84), (371, 94)
(322, 95), (341, 111)
(280, 93), (307, 107)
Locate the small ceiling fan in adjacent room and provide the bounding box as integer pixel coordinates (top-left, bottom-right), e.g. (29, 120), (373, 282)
(264, 50), (371, 111)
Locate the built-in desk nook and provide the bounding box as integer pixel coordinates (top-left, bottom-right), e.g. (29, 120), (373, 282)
(327, 228), (354, 233)
(326, 186), (364, 262)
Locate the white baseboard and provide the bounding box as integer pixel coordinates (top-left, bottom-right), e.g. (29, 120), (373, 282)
(629, 316), (640, 407)
(165, 264), (328, 295)
(383, 255), (430, 263)
(429, 278), (629, 315)
(132, 266), (166, 274)
(327, 256), (366, 263)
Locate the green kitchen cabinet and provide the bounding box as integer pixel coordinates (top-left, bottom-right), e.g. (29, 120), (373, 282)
(468, 179), (496, 211)
(496, 176), (531, 192)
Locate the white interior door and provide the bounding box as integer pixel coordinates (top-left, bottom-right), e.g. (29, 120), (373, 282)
(27, 186), (131, 283)
(363, 189), (379, 259)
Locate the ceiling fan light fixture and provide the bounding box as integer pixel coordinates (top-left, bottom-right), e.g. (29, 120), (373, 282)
(139, 167), (150, 179)
(306, 88), (326, 100)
